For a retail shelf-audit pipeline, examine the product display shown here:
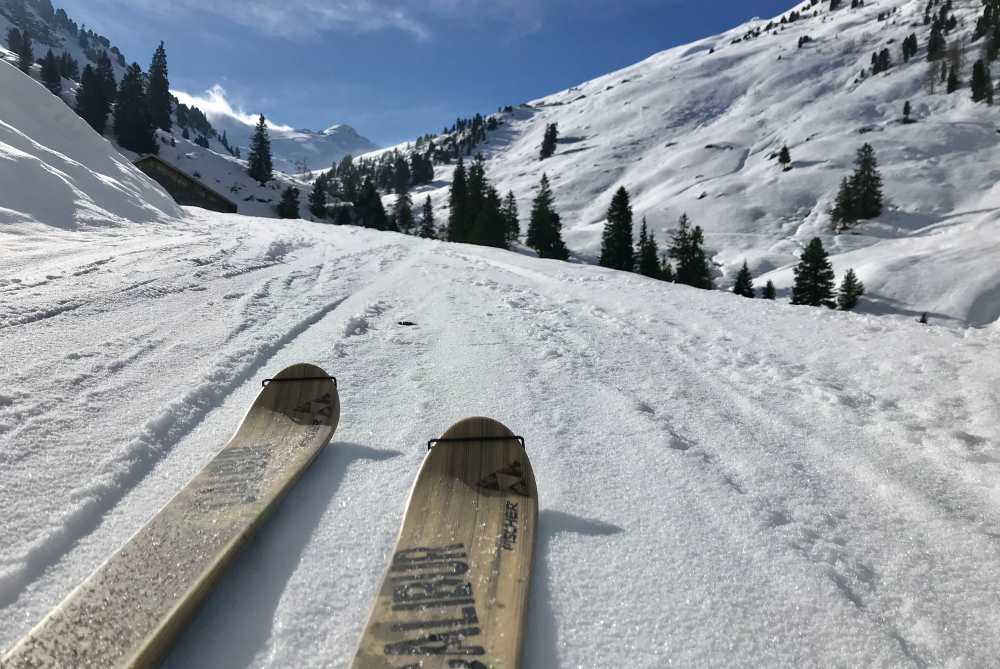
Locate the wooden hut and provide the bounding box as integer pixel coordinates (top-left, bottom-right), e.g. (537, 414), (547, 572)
(133, 155), (238, 214)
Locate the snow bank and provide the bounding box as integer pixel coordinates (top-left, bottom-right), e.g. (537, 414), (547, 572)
(0, 62), (181, 229)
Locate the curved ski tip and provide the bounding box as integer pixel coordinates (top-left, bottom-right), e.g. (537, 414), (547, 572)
(440, 416), (517, 441)
(268, 362), (334, 383)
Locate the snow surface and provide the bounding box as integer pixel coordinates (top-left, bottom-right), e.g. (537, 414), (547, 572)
(370, 0), (1000, 324)
(2, 207), (1000, 666)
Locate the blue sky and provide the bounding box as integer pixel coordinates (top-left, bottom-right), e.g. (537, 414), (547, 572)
(56, 0), (797, 146)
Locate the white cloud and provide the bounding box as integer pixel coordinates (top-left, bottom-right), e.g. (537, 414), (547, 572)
(171, 84), (295, 131)
(90, 0), (544, 39)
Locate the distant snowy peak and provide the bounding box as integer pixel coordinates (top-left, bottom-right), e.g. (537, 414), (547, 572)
(171, 86), (378, 173)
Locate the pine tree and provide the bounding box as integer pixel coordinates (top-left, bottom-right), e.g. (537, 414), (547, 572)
(96, 52), (116, 112)
(501, 190), (520, 243)
(526, 174), (569, 260)
(6, 28), (22, 56)
(669, 214), (714, 289)
(17, 31), (33, 74)
(599, 186), (635, 271)
(75, 65), (108, 133)
(972, 59), (995, 103)
(831, 177), (855, 228)
(309, 174), (328, 219)
(277, 187), (300, 219)
(779, 145), (792, 170)
(419, 196), (437, 239)
(733, 261), (756, 298)
(837, 268), (866, 310)
(247, 115), (273, 185)
(636, 218), (661, 278)
(947, 64), (960, 92)
(928, 21), (946, 61)
(393, 189), (414, 233)
(114, 63), (158, 154)
(355, 179), (391, 231)
(852, 143), (883, 219)
(465, 156), (487, 227)
(540, 123), (558, 160)
(791, 238), (836, 307)
(40, 49), (61, 96)
(447, 158), (471, 242)
(762, 280), (777, 300)
(472, 187), (507, 248)
(660, 255), (675, 282)
(147, 42), (172, 131)
(903, 100), (912, 122)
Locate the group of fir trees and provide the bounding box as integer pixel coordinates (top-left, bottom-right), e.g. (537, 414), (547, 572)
(832, 143), (883, 229)
(72, 42), (172, 154)
(901, 33), (919, 62)
(75, 52), (116, 135)
(790, 238), (865, 311)
(444, 157), (516, 248)
(6, 27), (33, 73)
(597, 186), (713, 288)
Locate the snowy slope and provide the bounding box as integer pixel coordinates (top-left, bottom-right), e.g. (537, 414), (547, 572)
(375, 0), (1000, 324)
(1, 211), (999, 667)
(172, 87), (379, 174)
(0, 60), (180, 230)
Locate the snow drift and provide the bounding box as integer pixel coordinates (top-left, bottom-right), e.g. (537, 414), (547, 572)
(0, 61), (181, 229)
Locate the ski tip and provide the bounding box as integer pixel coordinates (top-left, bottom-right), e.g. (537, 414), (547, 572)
(438, 416), (520, 443)
(259, 363), (340, 429)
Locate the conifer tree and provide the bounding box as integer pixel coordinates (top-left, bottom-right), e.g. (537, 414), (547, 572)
(669, 214), (714, 289)
(972, 59), (994, 103)
(852, 143), (883, 219)
(419, 196), (437, 239)
(903, 100), (912, 122)
(147, 42), (172, 131)
(762, 280), (777, 300)
(928, 21), (946, 61)
(309, 174), (328, 219)
(947, 64), (960, 92)
(114, 63), (158, 154)
(472, 187), (507, 248)
(355, 179), (391, 230)
(526, 174), (569, 260)
(393, 189), (414, 233)
(75, 65), (109, 134)
(96, 52), (116, 111)
(837, 268), (866, 310)
(660, 254), (675, 282)
(501, 190), (520, 243)
(733, 261), (756, 298)
(247, 115), (273, 185)
(636, 218), (661, 278)
(540, 123), (558, 160)
(40, 49), (61, 95)
(277, 187), (300, 219)
(831, 177), (855, 228)
(447, 158), (471, 242)
(779, 145), (792, 170)
(791, 238), (836, 307)
(599, 186), (635, 271)
(17, 31), (33, 73)
(465, 156), (487, 227)
(6, 28), (22, 56)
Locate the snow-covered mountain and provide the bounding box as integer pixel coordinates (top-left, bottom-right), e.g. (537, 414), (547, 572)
(172, 86), (379, 174)
(379, 0), (1000, 325)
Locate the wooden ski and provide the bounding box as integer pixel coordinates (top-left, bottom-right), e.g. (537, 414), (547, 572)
(352, 417), (538, 669)
(2, 363), (340, 669)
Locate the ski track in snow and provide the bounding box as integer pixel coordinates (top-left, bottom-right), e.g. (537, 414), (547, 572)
(2, 213), (1000, 667)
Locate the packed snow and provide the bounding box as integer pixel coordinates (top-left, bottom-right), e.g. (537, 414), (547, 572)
(2, 208), (1000, 667)
(4, 0), (1000, 666)
(376, 0), (1000, 325)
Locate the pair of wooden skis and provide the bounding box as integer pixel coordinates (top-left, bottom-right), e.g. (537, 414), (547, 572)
(0, 364), (537, 669)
